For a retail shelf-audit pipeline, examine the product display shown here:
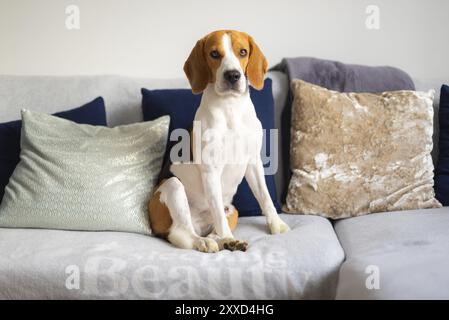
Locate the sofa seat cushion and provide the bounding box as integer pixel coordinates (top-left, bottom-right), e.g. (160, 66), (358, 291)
(0, 215), (344, 299)
(334, 207), (449, 299)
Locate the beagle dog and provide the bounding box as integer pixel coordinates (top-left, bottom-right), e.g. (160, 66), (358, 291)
(148, 30), (289, 253)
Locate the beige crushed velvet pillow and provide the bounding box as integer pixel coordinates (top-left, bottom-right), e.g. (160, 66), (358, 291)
(284, 79), (441, 219)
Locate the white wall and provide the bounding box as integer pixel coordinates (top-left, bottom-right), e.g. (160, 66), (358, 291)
(1, 0), (448, 80)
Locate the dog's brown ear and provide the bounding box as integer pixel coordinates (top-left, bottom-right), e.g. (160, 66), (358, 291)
(183, 38), (210, 94)
(246, 36), (267, 90)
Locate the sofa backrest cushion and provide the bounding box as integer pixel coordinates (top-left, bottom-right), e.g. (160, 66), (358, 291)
(0, 72), (288, 206)
(0, 73), (444, 208)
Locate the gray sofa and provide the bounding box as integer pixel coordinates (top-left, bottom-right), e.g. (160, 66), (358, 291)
(0, 72), (447, 299)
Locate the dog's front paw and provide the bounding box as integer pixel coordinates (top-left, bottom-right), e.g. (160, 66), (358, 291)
(218, 238), (248, 252)
(193, 237), (219, 253)
(268, 217), (290, 234)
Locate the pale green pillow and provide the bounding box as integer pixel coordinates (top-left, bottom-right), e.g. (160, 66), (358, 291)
(0, 110), (169, 235)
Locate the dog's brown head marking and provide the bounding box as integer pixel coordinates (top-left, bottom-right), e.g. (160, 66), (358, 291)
(183, 30), (268, 94)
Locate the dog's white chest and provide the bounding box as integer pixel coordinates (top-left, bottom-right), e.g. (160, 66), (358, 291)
(169, 87), (264, 233)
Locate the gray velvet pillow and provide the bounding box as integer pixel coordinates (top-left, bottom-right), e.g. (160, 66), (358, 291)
(0, 110), (169, 234)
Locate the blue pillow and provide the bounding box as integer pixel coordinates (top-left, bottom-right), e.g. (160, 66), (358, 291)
(0, 97), (107, 202)
(141, 79), (281, 216)
(435, 84), (449, 205)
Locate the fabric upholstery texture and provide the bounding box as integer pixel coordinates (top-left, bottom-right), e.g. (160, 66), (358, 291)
(434, 84), (449, 205)
(141, 79), (281, 216)
(0, 214), (344, 299)
(0, 97), (106, 202)
(334, 208), (449, 299)
(284, 80), (441, 218)
(0, 111), (169, 234)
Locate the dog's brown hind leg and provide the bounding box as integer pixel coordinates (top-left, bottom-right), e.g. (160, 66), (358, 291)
(148, 177), (219, 253)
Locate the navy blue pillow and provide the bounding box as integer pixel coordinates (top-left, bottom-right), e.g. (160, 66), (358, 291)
(0, 97), (107, 202)
(141, 79), (281, 216)
(435, 84), (449, 205)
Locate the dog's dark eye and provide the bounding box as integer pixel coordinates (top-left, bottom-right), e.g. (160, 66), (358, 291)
(210, 50), (221, 59)
(239, 49), (247, 57)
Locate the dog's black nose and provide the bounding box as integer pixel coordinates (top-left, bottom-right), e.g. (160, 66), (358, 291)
(224, 70), (241, 84)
